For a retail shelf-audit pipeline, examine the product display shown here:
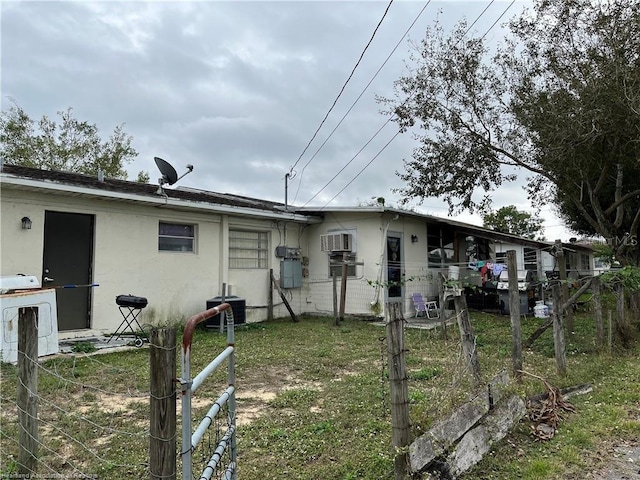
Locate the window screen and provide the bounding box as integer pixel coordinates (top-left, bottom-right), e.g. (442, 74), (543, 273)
(159, 222), (195, 252)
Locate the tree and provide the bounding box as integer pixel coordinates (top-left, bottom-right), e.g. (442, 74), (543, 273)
(380, 0), (640, 268)
(482, 205), (544, 240)
(0, 102), (143, 180)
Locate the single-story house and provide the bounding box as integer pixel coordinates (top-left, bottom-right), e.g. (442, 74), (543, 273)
(1, 164), (595, 343)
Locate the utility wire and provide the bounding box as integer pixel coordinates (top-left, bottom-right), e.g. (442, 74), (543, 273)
(319, 131), (401, 209)
(301, 118), (394, 207)
(299, 1), (496, 207)
(310, 0), (516, 210)
(288, 0), (395, 177)
(292, 0), (434, 205)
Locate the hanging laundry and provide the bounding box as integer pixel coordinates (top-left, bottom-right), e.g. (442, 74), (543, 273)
(493, 263), (506, 276)
(480, 265), (489, 284)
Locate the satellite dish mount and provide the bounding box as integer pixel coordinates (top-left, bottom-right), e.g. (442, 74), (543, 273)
(154, 157), (194, 195)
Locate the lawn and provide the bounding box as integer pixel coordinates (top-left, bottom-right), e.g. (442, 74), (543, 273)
(1, 309), (639, 479)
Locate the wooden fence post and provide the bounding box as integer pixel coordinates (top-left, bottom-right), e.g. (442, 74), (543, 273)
(507, 250), (523, 382)
(453, 293), (481, 385)
(438, 273), (448, 340)
(592, 275), (604, 349)
(556, 240), (574, 334)
(18, 306), (38, 476)
(386, 303), (410, 480)
(552, 283), (567, 376)
(150, 327), (177, 480)
(339, 252), (348, 322)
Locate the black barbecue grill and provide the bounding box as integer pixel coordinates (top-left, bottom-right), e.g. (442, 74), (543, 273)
(109, 294), (148, 347)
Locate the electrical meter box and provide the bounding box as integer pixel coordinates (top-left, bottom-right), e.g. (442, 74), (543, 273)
(280, 258), (303, 288)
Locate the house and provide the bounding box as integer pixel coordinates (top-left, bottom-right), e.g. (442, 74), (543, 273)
(1, 164), (595, 342)
(299, 206), (595, 317)
(1, 164), (318, 337)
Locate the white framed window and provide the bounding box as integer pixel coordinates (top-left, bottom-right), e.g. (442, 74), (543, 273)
(229, 230), (268, 269)
(329, 252), (357, 277)
(159, 222), (195, 252)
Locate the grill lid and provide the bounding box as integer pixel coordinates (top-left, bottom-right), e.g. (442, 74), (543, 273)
(116, 295), (148, 309)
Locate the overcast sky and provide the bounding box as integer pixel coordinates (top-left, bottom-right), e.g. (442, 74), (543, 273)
(1, 0), (574, 240)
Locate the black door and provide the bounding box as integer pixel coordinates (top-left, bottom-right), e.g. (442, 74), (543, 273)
(42, 211), (94, 331)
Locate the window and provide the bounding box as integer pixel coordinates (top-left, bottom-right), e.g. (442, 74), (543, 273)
(495, 252), (507, 264)
(229, 230), (268, 269)
(465, 236), (491, 263)
(524, 247), (537, 271)
(427, 226), (455, 267)
(329, 253), (357, 277)
(159, 222), (195, 252)
(581, 254), (590, 271)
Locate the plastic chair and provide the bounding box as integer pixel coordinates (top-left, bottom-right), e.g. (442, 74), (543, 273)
(412, 293), (439, 319)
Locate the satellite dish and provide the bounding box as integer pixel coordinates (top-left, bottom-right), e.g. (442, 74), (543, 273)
(154, 156), (194, 195)
(155, 156), (178, 185)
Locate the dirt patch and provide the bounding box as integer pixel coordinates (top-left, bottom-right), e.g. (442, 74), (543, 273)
(583, 442), (640, 480)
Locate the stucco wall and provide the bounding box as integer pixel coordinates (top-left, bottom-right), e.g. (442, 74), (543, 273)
(1, 187), (307, 333)
(303, 212), (436, 318)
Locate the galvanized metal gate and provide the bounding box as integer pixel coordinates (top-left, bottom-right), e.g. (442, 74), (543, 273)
(181, 303), (237, 479)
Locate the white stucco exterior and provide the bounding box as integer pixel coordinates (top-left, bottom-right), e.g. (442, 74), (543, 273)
(1, 166), (594, 338)
(1, 169), (315, 335)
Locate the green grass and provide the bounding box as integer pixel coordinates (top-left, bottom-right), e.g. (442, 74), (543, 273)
(0, 310), (638, 479)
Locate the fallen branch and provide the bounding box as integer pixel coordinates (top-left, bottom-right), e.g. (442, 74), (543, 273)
(524, 318), (553, 348)
(519, 370), (578, 441)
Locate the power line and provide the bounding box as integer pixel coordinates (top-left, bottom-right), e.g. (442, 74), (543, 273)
(318, 130), (401, 210)
(301, 118), (395, 207)
(288, 0), (395, 177)
(310, 0), (517, 209)
(291, 0), (434, 205)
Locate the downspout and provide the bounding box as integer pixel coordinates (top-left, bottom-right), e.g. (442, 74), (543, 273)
(220, 215), (229, 296)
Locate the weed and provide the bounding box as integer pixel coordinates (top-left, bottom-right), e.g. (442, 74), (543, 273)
(71, 341), (97, 353)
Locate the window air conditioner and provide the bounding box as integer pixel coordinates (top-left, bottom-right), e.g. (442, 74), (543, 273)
(320, 233), (352, 252)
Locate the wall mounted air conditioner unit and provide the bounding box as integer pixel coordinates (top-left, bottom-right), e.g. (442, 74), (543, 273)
(320, 233), (352, 252)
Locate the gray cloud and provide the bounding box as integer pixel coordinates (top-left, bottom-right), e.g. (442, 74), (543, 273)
(1, 0), (571, 239)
